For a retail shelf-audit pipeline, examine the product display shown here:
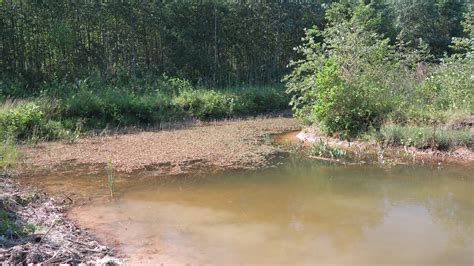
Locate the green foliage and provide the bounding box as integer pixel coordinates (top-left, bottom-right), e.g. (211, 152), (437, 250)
(0, 140), (18, 169)
(106, 158), (115, 198)
(0, 102), (65, 141)
(416, 62), (473, 112)
(0, 209), (38, 237)
(286, 1), (472, 142)
(174, 86), (289, 120)
(0, 75), (289, 145)
(1, 1), (467, 88)
(61, 89), (184, 128)
(381, 124), (473, 150)
(285, 2), (395, 138)
(0, 1), (326, 87)
(312, 139), (347, 159)
(0, 209), (19, 236)
(174, 89), (233, 120)
(235, 86), (290, 115)
(388, 0), (468, 56)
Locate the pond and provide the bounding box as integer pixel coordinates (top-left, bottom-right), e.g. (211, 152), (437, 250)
(27, 157), (473, 265)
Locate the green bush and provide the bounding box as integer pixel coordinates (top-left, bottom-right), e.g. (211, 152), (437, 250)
(174, 89), (234, 120)
(235, 86), (289, 115)
(174, 86), (289, 120)
(285, 2), (471, 139)
(0, 75), (291, 134)
(312, 139), (347, 159)
(284, 3), (395, 139)
(0, 102), (65, 141)
(60, 89), (185, 127)
(417, 62), (473, 112)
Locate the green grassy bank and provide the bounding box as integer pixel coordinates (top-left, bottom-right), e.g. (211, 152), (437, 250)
(0, 76), (289, 143)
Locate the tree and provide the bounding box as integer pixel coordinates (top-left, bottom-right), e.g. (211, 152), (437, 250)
(284, 1), (397, 138)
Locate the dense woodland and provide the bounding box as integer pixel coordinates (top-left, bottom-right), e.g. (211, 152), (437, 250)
(0, 0), (470, 88)
(0, 0), (472, 155)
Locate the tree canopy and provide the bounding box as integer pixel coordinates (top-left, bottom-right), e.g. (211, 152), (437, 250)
(0, 0), (470, 89)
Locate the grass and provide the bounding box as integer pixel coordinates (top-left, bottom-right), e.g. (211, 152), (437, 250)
(0, 140), (19, 170)
(0, 209), (19, 237)
(381, 124), (473, 150)
(106, 158), (115, 198)
(0, 78), (290, 144)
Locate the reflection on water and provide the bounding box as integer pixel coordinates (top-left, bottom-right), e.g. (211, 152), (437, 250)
(27, 157), (473, 265)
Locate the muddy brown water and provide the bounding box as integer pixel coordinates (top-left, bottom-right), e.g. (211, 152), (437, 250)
(24, 156), (473, 265)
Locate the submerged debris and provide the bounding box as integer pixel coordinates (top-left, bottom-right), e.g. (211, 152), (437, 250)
(0, 174), (121, 265)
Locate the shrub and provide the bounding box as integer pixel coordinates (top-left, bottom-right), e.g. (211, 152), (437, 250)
(0, 76), (291, 132)
(174, 89), (234, 120)
(284, 5), (395, 139)
(0, 102), (65, 141)
(284, 1), (471, 138)
(61, 89), (184, 127)
(235, 86), (289, 115)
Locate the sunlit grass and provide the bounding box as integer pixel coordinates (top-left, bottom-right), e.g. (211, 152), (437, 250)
(0, 139), (19, 170)
(381, 124), (473, 150)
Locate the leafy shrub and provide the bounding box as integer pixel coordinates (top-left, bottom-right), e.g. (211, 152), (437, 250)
(161, 75), (194, 95)
(416, 62), (473, 112)
(285, 3), (395, 138)
(174, 89), (234, 120)
(284, 1), (471, 139)
(235, 86), (289, 115)
(0, 75), (291, 132)
(0, 80), (30, 98)
(61, 89), (185, 127)
(0, 102), (65, 141)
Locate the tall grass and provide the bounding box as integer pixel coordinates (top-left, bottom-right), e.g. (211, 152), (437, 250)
(381, 124), (473, 150)
(0, 77), (291, 146)
(0, 140), (19, 170)
(106, 158), (115, 198)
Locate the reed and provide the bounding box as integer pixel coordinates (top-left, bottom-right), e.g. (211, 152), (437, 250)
(106, 158), (115, 198)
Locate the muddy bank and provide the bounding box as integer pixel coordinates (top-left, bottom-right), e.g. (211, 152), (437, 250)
(0, 174), (121, 264)
(22, 117), (300, 174)
(292, 127), (474, 165)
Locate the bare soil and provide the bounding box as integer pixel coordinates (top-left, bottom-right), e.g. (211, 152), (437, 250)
(21, 117), (300, 174)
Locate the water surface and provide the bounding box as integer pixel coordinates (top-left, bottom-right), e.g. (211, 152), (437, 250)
(28, 158), (473, 265)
